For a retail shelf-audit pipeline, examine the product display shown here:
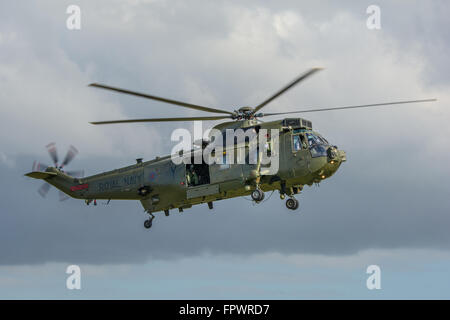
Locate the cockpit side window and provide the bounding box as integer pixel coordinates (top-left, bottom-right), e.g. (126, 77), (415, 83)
(292, 134), (307, 152)
(292, 134), (302, 152)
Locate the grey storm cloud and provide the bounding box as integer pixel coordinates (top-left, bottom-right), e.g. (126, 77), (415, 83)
(0, 0), (449, 265)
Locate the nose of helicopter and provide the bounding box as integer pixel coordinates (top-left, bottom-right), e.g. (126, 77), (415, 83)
(337, 149), (346, 162)
(317, 147), (346, 181)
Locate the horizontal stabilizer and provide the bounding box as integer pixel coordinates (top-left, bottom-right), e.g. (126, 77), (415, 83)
(25, 171), (57, 180)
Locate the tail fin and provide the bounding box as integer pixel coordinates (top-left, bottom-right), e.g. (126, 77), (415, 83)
(25, 171), (57, 180)
(25, 170), (82, 200)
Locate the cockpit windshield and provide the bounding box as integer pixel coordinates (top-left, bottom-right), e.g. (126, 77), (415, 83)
(305, 132), (329, 158)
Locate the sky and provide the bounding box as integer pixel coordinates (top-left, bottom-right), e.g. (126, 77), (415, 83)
(0, 0), (449, 299)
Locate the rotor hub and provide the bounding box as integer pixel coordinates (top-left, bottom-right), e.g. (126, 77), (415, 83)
(232, 106), (257, 120)
(238, 106), (253, 113)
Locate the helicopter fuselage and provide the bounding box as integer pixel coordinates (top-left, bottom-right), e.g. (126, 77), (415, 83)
(37, 118), (346, 214)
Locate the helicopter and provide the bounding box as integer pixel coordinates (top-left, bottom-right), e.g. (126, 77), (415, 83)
(25, 68), (436, 229)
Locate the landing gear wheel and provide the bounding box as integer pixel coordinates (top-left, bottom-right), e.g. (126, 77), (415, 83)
(251, 189), (265, 202)
(144, 219), (153, 229)
(286, 198), (299, 210)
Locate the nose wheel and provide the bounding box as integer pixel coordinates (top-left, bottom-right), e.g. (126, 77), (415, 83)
(286, 197), (299, 210)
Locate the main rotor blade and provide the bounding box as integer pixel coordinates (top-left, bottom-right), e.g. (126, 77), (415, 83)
(253, 68), (323, 113)
(90, 115), (231, 125)
(262, 99), (437, 116)
(89, 83), (234, 115)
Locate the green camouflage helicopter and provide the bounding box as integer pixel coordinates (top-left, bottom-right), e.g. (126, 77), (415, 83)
(25, 68), (435, 229)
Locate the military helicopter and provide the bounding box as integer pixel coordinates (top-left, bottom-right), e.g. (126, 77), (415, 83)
(25, 68), (436, 229)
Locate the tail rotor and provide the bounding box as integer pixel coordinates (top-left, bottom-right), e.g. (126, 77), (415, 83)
(33, 143), (83, 201)
(61, 145), (78, 169)
(46, 142), (59, 168)
(37, 182), (51, 198)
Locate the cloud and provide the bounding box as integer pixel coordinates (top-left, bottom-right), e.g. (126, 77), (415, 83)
(0, 153), (15, 168)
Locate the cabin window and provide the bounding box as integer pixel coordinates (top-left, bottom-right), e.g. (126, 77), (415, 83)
(186, 163), (210, 187)
(220, 153), (230, 169)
